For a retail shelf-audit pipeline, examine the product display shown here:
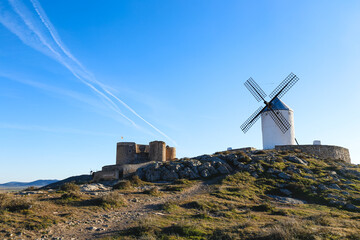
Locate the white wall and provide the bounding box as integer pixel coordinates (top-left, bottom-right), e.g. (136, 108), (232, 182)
(261, 109), (296, 149)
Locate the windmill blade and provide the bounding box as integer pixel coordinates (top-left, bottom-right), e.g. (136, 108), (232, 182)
(267, 108), (291, 133)
(241, 105), (266, 133)
(244, 77), (267, 102)
(269, 72), (299, 100)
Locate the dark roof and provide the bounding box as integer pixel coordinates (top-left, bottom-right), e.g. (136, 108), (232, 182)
(263, 97), (291, 112)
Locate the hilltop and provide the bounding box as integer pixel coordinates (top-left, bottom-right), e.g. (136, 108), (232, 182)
(1, 149), (360, 239)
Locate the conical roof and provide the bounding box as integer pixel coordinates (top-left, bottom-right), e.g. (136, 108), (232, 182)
(263, 97), (292, 112)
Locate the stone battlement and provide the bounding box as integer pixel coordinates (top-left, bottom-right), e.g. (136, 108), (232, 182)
(275, 145), (351, 163)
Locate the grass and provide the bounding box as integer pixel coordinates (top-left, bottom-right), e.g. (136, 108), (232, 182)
(107, 150), (360, 240)
(2, 150), (360, 239)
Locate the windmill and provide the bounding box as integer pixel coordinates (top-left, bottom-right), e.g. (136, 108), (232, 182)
(241, 73), (299, 149)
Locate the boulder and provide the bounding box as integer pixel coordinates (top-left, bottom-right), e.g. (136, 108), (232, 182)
(329, 200), (346, 207)
(278, 172), (291, 180)
(178, 167), (199, 179)
(327, 193), (345, 201)
(217, 165), (230, 175)
(285, 156), (308, 166)
(268, 195), (307, 204)
(280, 189), (292, 196)
(345, 203), (359, 211)
(161, 169), (179, 181)
(200, 169), (211, 178)
(329, 183), (341, 190)
(318, 184), (328, 191)
(145, 169), (161, 182)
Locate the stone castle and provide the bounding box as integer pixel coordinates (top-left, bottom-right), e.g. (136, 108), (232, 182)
(93, 141), (176, 181)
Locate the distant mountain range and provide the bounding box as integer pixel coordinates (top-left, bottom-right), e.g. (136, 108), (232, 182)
(0, 179), (59, 188)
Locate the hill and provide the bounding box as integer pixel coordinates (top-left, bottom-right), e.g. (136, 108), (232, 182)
(0, 179), (58, 188)
(0, 149), (360, 239)
(41, 174), (92, 189)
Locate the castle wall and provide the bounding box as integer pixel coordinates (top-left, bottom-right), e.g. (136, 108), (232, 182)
(135, 144), (150, 162)
(166, 146), (176, 161)
(149, 141), (166, 162)
(275, 145), (351, 163)
(116, 142), (137, 165)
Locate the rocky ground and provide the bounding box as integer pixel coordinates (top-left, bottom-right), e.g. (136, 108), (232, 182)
(1, 149), (360, 239)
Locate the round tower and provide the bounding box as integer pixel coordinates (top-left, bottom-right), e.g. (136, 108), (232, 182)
(261, 97), (295, 149)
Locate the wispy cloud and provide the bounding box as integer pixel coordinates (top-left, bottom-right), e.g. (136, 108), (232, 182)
(0, 0), (176, 145)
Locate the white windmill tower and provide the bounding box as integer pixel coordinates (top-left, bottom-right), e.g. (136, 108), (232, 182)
(241, 73), (299, 149)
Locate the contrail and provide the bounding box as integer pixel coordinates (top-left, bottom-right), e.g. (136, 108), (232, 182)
(7, 0), (136, 126)
(0, 0), (176, 145)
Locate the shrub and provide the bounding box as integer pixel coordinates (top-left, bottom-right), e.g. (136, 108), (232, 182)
(306, 214), (332, 226)
(254, 150), (266, 155)
(61, 191), (81, 200)
(94, 192), (125, 208)
(162, 201), (180, 213)
(0, 193), (9, 209)
(23, 186), (39, 191)
(113, 180), (132, 190)
(182, 201), (206, 210)
(143, 187), (161, 196)
(130, 175), (143, 186)
(173, 179), (192, 185)
(60, 182), (80, 192)
(254, 220), (315, 240)
(251, 203), (274, 212)
(119, 218), (159, 237)
(209, 229), (233, 240)
(162, 223), (207, 237)
(6, 197), (33, 212)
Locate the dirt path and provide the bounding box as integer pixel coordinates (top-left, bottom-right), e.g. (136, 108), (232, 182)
(43, 182), (209, 240)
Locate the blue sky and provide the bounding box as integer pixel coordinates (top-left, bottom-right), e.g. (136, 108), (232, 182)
(0, 0), (360, 182)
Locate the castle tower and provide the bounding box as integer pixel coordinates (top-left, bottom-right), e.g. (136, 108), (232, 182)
(149, 141), (166, 162)
(116, 142), (137, 165)
(166, 146), (176, 161)
(261, 97), (296, 149)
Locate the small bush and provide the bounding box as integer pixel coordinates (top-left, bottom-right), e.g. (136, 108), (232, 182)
(173, 179), (192, 185)
(61, 192), (81, 200)
(254, 220), (315, 240)
(164, 185), (184, 192)
(251, 203), (274, 212)
(307, 214), (332, 226)
(94, 192), (125, 208)
(113, 180), (132, 190)
(182, 201), (206, 210)
(209, 229), (233, 240)
(130, 175), (143, 186)
(23, 186), (39, 191)
(60, 182), (80, 192)
(271, 208), (288, 216)
(120, 218), (159, 237)
(254, 150), (266, 155)
(6, 197), (33, 212)
(162, 201), (180, 213)
(143, 187), (161, 196)
(0, 193), (9, 208)
(162, 223), (207, 237)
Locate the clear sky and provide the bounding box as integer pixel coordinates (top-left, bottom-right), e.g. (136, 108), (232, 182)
(0, 0), (360, 183)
